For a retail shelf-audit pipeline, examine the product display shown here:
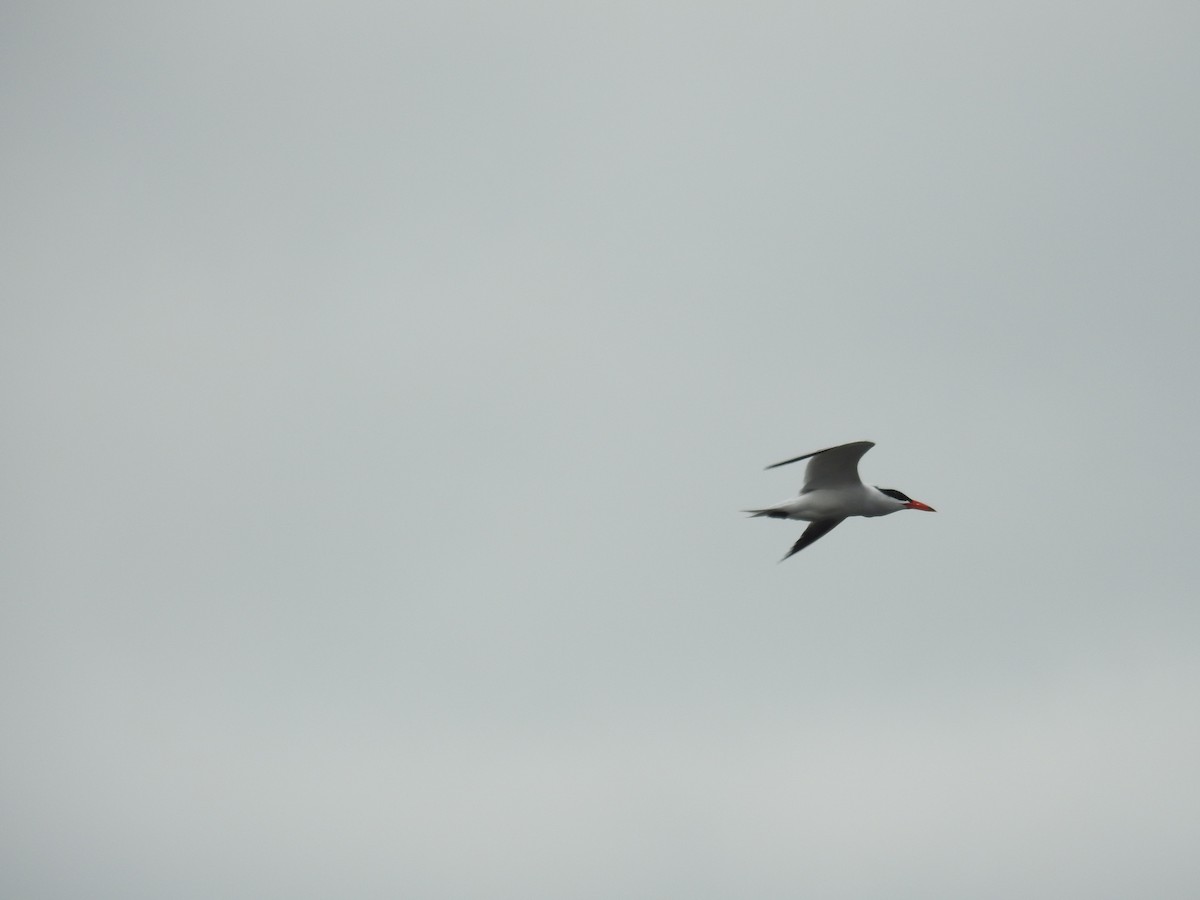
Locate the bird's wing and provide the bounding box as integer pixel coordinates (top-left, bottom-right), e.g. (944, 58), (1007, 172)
(765, 440), (874, 493)
(781, 518), (844, 561)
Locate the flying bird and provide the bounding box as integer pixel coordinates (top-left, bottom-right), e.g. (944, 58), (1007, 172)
(745, 440), (935, 561)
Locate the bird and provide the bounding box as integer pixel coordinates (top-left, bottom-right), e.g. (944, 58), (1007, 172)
(745, 440), (935, 561)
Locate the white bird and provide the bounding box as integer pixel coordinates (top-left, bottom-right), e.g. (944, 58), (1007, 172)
(745, 440), (935, 561)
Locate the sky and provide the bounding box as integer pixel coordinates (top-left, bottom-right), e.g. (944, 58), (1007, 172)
(4, 2), (1200, 897)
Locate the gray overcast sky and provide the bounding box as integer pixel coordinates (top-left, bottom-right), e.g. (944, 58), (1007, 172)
(4, 2), (1200, 898)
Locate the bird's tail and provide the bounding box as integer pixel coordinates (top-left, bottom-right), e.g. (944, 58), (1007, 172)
(743, 508), (789, 518)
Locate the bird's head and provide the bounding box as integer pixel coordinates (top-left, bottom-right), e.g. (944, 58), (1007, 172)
(877, 487), (936, 512)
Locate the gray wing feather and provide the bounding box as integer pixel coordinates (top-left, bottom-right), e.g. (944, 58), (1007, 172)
(781, 518), (844, 561)
(765, 440), (874, 493)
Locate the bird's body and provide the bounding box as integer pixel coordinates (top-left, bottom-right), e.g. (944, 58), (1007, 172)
(751, 484), (911, 521)
(745, 440), (935, 561)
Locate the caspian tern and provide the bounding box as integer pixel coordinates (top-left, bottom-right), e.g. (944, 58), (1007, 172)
(745, 440), (935, 561)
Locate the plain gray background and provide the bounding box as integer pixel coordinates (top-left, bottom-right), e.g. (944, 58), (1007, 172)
(4, 2), (1199, 897)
